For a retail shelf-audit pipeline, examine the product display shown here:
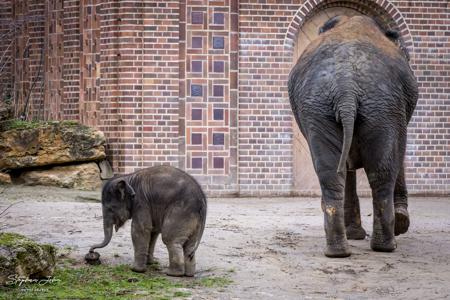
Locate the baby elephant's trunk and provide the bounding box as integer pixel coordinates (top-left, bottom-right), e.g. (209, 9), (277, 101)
(89, 219), (113, 252)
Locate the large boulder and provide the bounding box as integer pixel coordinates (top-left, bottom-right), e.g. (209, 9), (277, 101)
(0, 121), (106, 170)
(17, 162), (102, 191)
(0, 172), (11, 184)
(0, 232), (56, 286)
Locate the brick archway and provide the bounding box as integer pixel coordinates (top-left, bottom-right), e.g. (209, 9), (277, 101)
(284, 0), (414, 58)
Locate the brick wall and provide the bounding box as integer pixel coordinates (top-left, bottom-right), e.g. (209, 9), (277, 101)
(239, 1), (299, 196)
(396, 1), (450, 195)
(180, 0), (239, 194)
(62, 0), (80, 120)
(98, 1), (180, 174)
(0, 0), (13, 103)
(1, 0), (449, 196)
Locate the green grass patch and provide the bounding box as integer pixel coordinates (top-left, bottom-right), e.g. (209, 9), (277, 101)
(0, 263), (191, 300)
(0, 255), (233, 300)
(2, 119), (44, 130)
(2, 119), (83, 131)
(194, 276), (233, 288)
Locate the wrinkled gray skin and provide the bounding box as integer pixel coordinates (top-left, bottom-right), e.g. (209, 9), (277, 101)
(288, 16), (418, 257)
(89, 165), (207, 276)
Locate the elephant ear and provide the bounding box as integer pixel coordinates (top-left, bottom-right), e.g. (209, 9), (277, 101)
(117, 180), (136, 199)
(116, 179), (135, 211)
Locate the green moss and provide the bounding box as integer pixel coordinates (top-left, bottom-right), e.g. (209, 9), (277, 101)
(2, 119), (86, 131)
(2, 120), (44, 131)
(0, 232), (55, 252)
(0, 232), (34, 248)
(0, 232), (56, 268)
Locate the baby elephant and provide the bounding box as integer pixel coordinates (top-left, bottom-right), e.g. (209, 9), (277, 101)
(89, 165), (207, 277)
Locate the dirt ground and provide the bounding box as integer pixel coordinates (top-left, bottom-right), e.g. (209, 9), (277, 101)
(1, 185), (450, 299)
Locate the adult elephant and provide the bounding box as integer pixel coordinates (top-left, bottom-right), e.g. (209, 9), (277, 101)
(288, 15), (418, 257)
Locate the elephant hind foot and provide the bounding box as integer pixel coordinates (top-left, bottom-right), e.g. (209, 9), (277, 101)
(345, 224), (367, 240)
(184, 254), (196, 277)
(394, 206), (410, 236)
(371, 233), (397, 252)
(371, 240), (397, 252)
(325, 243), (351, 258)
(346, 224), (367, 240)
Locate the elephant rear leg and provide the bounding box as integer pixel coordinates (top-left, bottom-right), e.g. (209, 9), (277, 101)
(361, 132), (400, 252)
(308, 128), (351, 257)
(164, 242), (185, 276)
(345, 170), (367, 240)
(183, 238), (197, 277)
(162, 210), (199, 276)
(394, 165), (409, 236)
(367, 173), (397, 252)
(182, 221), (204, 277)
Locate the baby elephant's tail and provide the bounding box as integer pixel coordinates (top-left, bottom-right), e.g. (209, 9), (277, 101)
(188, 189), (207, 259)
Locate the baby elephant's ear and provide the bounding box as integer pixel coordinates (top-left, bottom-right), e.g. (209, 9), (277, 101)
(117, 180), (136, 198)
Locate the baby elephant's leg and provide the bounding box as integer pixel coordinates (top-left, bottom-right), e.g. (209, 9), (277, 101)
(163, 239), (185, 276)
(147, 232), (159, 264)
(162, 210), (202, 276)
(131, 220), (151, 273)
(183, 237), (199, 277)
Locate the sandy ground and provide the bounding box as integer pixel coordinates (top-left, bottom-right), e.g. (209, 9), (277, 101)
(1, 185), (450, 299)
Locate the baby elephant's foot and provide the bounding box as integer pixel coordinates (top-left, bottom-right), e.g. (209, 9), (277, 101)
(324, 242), (351, 258)
(394, 206), (410, 236)
(166, 266), (185, 277)
(346, 224), (367, 240)
(184, 256), (196, 277)
(131, 263), (147, 273)
(146, 256), (159, 265)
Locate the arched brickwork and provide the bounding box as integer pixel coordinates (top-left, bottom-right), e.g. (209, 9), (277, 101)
(284, 0), (414, 58)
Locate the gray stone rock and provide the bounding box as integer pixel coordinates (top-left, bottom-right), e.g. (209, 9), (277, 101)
(0, 172), (11, 184)
(0, 121), (106, 170)
(18, 162), (102, 191)
(0, 232), (56, 286)
(98, 160), (114, 180)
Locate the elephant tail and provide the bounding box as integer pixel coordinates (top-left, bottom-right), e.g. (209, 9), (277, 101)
(336, 97), (357, 174)
(188, 186), (207, 260)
